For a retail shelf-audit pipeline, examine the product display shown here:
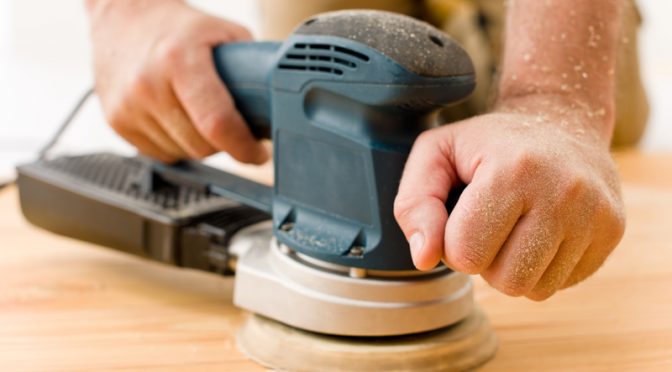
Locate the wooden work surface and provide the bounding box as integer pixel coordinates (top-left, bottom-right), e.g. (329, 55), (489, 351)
(1, 150), (671, 371)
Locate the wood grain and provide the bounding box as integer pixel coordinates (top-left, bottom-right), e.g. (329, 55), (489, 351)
(1, 150), (671, 371)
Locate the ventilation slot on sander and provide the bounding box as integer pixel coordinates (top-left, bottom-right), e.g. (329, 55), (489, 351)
(31, 153), (218, 211)
(278, 43), (369, 76)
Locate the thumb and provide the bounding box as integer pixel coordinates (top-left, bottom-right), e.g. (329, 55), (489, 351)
(394, 129), (460, 271)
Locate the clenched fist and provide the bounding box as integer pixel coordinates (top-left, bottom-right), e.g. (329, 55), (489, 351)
(395, 96), (625, 300)
(86, 0), (268, 163)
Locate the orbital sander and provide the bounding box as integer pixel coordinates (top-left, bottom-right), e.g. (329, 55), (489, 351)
(17, 10), (496, 371)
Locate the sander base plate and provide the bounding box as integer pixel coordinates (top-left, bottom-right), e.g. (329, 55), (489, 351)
(237, 306), (497, 372)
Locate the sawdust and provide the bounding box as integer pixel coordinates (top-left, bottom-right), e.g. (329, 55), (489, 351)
(506, 217), (552, 289)
(587, 25), (601, 48)
(294, 10), (474, 77)
(472, 98), (623, 289)
(482, 0), (626, 294)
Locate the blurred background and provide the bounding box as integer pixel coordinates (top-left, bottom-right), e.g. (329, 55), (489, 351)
(1, 0), (670, 184)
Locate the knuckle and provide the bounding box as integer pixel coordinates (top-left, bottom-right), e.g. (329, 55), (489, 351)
(558, 176), (588, 201)
(393, 196), (417, 224)
(605, 200), (626, 238)
(106, 106), (131, 134)
(198, 111), (230, 142)
(585, 194), (625, 248)
(101, 92), (128, 122)
(513, 149), (536, 167)
(127, 74), (154, 101)
(155, 39), (184, 72)
(510, 150), (543, 180)
(613, 213), (626, 240)
(448, 246), (489, 274)
(109, 118), (128, 135)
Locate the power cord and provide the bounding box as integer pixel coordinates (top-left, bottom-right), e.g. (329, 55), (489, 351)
(37, 87), (95, 160)
(0, 86), (95, 191)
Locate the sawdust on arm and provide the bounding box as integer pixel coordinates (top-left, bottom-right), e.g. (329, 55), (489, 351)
(497, 0), (626, 144)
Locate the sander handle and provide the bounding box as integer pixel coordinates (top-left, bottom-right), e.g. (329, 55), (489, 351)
(212, 41), (281, 139)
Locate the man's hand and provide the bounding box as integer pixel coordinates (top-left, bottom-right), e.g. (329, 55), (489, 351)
(394, 96), (625, 300)
(394, 0), (628, 300)
(87, 0), (268, 163)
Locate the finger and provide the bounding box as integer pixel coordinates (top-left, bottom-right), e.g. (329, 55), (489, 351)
(139, 113), (191, 160)
(561, 242), (617, 290)
(527, 238), (591, 300)
(394, 131), (458, 271)
(562, 206), (625, 289)
(481, 212), (563, 297)
(443, 163), (525, 274)
(151, 87), (218, 159)
(121, 128), (177, 164)
(170, 47), (268, 164)
(397, 198), (449, 271)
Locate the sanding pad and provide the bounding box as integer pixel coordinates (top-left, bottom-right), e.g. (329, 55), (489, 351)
(237, 307), (497, 372)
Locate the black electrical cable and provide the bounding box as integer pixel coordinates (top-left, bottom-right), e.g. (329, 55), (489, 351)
(37, 86), (95, 160)
(1, 86), (94, 192)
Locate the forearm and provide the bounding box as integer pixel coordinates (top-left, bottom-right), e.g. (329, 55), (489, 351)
(497, 0), (626, 144)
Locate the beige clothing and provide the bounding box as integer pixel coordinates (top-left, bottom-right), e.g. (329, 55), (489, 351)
(259, 0), (648, 147)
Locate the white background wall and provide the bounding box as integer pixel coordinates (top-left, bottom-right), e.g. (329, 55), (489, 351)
(1, 0), (670, 183)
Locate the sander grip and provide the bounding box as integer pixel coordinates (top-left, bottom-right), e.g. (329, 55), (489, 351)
(212, 42), (280, 139)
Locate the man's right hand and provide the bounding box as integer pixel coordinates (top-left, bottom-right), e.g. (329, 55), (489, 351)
(86, 0), (268, 164)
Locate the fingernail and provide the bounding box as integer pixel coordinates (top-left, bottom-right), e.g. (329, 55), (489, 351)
(409, 232), (425, 256)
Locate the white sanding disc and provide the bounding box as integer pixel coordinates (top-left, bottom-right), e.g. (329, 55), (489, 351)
(237, 307), (497, 372)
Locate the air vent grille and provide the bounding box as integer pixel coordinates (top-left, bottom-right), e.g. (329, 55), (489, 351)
(41, 154), (219, 211)
(278, 43), (369, 76)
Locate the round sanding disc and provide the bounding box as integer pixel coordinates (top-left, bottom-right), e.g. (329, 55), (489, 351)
(237, 307), (497, 372)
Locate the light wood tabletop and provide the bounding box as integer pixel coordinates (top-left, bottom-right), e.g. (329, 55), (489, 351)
(1, 150), (671, 371)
